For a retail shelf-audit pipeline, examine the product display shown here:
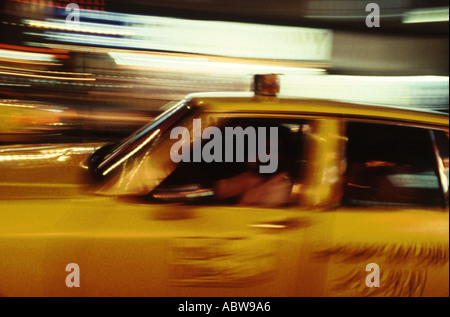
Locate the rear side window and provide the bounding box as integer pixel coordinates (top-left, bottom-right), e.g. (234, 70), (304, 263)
(343, 122), (444, 207)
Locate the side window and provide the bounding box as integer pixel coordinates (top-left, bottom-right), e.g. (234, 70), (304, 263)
(153, 117), (311, 207)
(343, 122), (444, 207)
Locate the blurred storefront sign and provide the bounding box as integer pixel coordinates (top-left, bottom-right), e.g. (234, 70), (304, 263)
(27, 9), (333, 62)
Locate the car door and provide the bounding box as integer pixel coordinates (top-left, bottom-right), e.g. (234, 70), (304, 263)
(136, 114), (343, 297)
(318, 121), (449, 297)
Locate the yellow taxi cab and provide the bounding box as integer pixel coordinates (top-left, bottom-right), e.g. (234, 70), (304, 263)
(0, 75), (448, 297)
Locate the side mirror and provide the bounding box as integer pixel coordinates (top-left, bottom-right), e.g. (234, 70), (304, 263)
(151, 184), (214, 202)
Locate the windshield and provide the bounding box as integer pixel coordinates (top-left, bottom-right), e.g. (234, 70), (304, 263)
(94, 99), (191, 177)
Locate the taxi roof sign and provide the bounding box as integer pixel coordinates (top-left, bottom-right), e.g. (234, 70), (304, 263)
(253, 74), (280, 96)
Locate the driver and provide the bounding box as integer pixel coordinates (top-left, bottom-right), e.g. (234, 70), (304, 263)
(214, 125), (294, 207)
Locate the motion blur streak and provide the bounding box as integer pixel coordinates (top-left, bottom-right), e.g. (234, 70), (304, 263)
(0, 70), (95, 81)
(281, 75), (449, 110)
(0, 49), (56, 62)
(29, 10), (332, 61)
(25, 19), (135, 36)
(403, 7), (449, 24)
(108, 52), (326, 75)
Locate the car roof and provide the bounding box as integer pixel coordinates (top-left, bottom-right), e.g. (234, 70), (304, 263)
(186, 92), (449, 128)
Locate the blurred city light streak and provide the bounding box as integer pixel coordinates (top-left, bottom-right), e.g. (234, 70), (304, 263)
(0, 65), (92, 77)
(305, 0), (405, 18)
(0, 43), (68, 55)
(0, 49), (56, 62)
(281, 75), (449, 110)
(0, 69), (95, 82)
(0, 99), (157, 144)
(0, 145), (97, 162)
(26, 10), (332, 61)
(0, 43), (68, 67)
(0, 100), (64, 110)
(403, 7), (449, 24)
(24, 19), (135, 36)
(7, 0), (106, 11)
(0, 83), (30, 87)
(108, 52), (326, 76)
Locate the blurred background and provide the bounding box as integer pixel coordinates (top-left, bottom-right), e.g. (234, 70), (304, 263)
(0, 0), (448, 144)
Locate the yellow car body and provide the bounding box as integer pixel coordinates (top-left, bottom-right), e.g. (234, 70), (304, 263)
(0, 92), (448, 297)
